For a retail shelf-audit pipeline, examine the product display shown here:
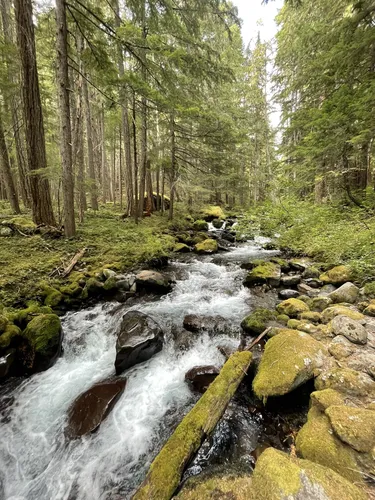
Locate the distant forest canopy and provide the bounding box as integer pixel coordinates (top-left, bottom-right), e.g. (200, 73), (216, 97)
(0, 0), (375, 237)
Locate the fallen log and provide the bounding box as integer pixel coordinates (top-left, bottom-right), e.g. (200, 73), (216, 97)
(132, 350), (252, 500)
(62, 247), (87, 277)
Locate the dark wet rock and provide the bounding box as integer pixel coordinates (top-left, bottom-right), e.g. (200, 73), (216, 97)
(289, 260), (307, 272)
(145, 255), (169, 269)
(66, 379), (126, 439)
(280, 275), (301, 287)
(172, 327), (198, 350)
(115, 311), (164, 374)
(183, 314), (228, 334)
(278, 289), (300, 300)
(221, 231), (236, 243)
(217, 239), (232, 251)
(263, 242), (278, 250)
(304, 278), (324, 289)
(0, 349), (15, 378)
(297, 283), (319, 297)
(225, 218), (237, 228)
(185, 365), (220, 393)
(302, 267), (321, 279)
(212, 219), (224, 229)
(135, 270), (172, 294)
(114, 291), (136, 304)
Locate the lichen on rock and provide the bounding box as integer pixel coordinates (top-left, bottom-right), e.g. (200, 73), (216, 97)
(320, 266), (353, 285)
(315, 367), (375, 398)
(194, 239), (218, 254)
(276, 298), (309, 318)
(243, 261), (281, 288)
(321, 306), (364, 324)
(241, 308), (276, 335)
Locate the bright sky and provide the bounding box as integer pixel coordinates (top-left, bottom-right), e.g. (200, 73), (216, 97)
(233, 0), (284, 46)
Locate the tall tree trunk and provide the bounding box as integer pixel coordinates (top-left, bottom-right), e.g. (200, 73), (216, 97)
(82, 65), (99, 211)
(0, 111), (20, 213)
(0, 0), (29, 208)
(14, 0), (56, 226)
(101, 104), (109, 203)
(112, 132), (116, 206)
(138, 0), (147, 219)
(119, 128), (123, 210)
(132, 93), (138, 222)
(56, 0), (75, 237)
(114, 0), (134, 216)
(169, 113), (176, 220)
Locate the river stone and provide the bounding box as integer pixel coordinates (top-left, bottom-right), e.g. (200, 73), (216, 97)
(243, 262), (281, 288)
(326, 405), (375, 453)
(251, 447), (366, 500)
(185, 365), (220, 393)
(331, 315), (367, 345)
(320, 266), (353, 286)
(176, 474), (253, 499)
(240, 308), (276, 335)
(253, 330), (327, 398)
(310, 296), (332, 312)
(115, 311), (164, 375)
(315, 367), (375, 397)
(22, 314), (63, 372)
(297, 283), (319, 297)
(135, 270), (172, 294)
(278, 289), (300, 300)
(328, 336), (354, 360)
(289, 260), (307, 272)
(221, 230), (236, 243)
(194, 238), (218, 254)
(328, 282), (359, 304)
(280, 275), (301, 287)
(66, 379), (126, 439)
(276, 298), (309, 318)
(304, 278), (324, 289)
(183, 314), (227, 334)
(363, 303), (375, 317)
(321, 306), (364, 324)
(346, 352), (375, 379)
(310, 389), (346, 411)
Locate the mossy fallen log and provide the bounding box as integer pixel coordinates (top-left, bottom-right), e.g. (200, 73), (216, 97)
(132, 350), (252, 500)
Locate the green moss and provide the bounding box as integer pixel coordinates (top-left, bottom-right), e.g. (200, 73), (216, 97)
(200, 205), (225, 221)
(310, 296), (332, 312)
(320, 265), (353, 285)
(310, 389), (345, 411)
(296, 406), (364, 483)
(103, 276), (118, 291)
(277, 314), (289, 325)
(321, 306), (364, 323)
(176, 475), (253, 499)
(253, 329), (327, 399)
(243, 262), (281, 287)
(81, 278), (103, 299)
(276, 298), (309, 318)
(9, 303), (53, 328)
(133, 351), (252, 500)
(0, 314), (9, 333)
(363, 281), (375, 298)
(193, 220), (209, 231)
(252, 447), (366, 500)
(315, 367), (375, 397)
(41, 284), (63, 308)
(194, 239), (218, 254)
(23, 314), (61, 356)
(299, 311), (322, 323)
(0, 324), (22, 348)
(241, 308), (276, 335)
(326, 405), (375, 453)
(174, 243), (190, 253)
(363, 303), (375, 316)
(60, 282), (83, 297)
(302, 266), (321, 279)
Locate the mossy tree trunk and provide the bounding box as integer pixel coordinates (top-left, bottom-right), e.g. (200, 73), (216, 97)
(133, 351), (252, 500)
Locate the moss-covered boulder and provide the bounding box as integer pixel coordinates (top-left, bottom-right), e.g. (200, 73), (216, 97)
(315, 367), (375, 398)
(251, 447), (366, 500)
(240, 308), (276, 335)
(295, 406), (364, 483)
(320, 266), (353, 285)
(328, 282), (359, 304)
(326, 405), (375, 453)
(0, 324), (22, 349)
(200, 205), (225, 222)
(177, 475), (252, 499)
(253, 330), (327, 399)
(193, 219), (209, 231)
(243, 262), (281, 288)
(328, 336), (354, 360)
(194, 239), (218, 254)
(276, 298), (309, 318)
(9, 303), (53, 329)
(321, 306), (364, 324)
(299, 311), (322, 323)
(40, 283), (64, 308)
(310, 389), (345, 411)
(23, 314), (63, 372)
(60, 282), (83, 297)
(302, 266), (321, 279)
(174, 243), (191, 253)
(0, 314), (9, 333)
(363, 303), (375, 317)
(276, 314), (289, 325)
(310, 296), (332, 312)
(81, 277), (104, 299)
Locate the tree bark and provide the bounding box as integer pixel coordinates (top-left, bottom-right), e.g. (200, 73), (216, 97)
(56, 0), (76, 237)
(0, 111), (20, 213)
(14, 0), (56, 226)
(138, 0), (147, 219)
(169, 113), (176, 220)
(133, 351), (252, 500)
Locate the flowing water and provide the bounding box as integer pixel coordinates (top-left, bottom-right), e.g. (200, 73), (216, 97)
(0, 239), (280, 500)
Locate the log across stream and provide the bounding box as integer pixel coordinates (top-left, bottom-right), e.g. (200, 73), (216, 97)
(0, 238), (309, 499)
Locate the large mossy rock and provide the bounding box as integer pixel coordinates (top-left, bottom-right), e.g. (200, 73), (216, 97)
(296, 405), (371, 483)
(243, 262), (281, 288)
(320, 266), (353, 285)
(328, 282), (359, 304)
(251, 447), (366, 500)
(276, 298), (309, 318)
(321, 306), (364, 324)
(315, 367), (375, 397)
(326, 405), (375, 453)
(135, 270), (172, 294)
(193, 219), (209, 231)
(310, 388), (345, 411)
(176, 474), (252, 500)
(240, 308), (276, 335)
(253, 330), (327, 399)
(23, 314), (63, 372)
(0, 314), (9, 333)
(194, 238), (218, 254)
(115, 311), (163, 375)
(66, 379), (126, 439)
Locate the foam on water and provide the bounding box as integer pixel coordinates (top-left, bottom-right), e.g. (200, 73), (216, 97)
(0, 241), (275, 500)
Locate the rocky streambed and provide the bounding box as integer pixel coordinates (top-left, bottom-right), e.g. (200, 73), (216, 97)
(0, 234), (374, 500)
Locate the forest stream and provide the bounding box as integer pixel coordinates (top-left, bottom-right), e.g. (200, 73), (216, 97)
(0, 235), (311, 500)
